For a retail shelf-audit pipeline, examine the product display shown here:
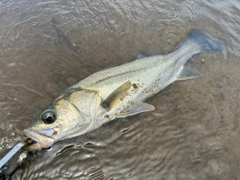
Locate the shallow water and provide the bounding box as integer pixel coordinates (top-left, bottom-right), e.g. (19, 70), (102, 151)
(0, 0), (240, 179)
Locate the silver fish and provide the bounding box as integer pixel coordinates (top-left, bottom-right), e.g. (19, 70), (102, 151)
(23, 30), (225, 151)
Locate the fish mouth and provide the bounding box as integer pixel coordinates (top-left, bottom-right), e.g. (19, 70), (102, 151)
(22, 129), (56, 151)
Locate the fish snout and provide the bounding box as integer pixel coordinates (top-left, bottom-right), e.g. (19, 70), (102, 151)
(22, 129), (56, 151)
(37, 129), (58, 137)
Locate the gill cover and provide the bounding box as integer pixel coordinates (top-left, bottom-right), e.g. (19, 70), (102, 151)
(24, 89), (102, 151)
(50, 89), (102, 140)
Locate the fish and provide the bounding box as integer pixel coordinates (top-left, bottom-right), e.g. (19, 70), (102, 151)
(23, 30), (226, 151)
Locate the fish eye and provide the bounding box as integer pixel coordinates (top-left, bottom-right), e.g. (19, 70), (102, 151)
(41, 110), (56, 124)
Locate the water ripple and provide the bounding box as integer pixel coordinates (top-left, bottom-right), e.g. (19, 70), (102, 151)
(0, 0), (240, 179)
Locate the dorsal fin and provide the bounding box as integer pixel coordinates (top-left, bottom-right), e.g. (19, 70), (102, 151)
(136, 51), (150, 59)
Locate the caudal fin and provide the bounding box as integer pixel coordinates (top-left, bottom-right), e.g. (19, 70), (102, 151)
(184, 29), (226, 53)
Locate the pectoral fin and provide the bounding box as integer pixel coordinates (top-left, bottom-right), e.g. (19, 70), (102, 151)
(177, 66), (202, 81)
(116, 102), (155, 118)
(101, 81), (132, 110)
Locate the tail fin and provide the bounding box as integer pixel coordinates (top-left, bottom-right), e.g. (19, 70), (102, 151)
(183, 29), (226, 53)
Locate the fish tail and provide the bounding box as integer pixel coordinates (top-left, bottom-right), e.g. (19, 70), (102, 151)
(183, 29), (226, 53)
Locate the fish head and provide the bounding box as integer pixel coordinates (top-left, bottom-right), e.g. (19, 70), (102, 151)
(23, 90), (100, 151)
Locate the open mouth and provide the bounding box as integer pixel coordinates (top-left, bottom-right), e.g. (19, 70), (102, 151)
(26, 137), (37, 146)
(23, 129), (56, 151)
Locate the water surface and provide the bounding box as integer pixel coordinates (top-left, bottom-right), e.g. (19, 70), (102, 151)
(0, 0), (240, 179)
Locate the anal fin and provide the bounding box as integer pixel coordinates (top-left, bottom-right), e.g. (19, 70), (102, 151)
(177, 66), (202, 81)
(116, 102), (155, 118)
